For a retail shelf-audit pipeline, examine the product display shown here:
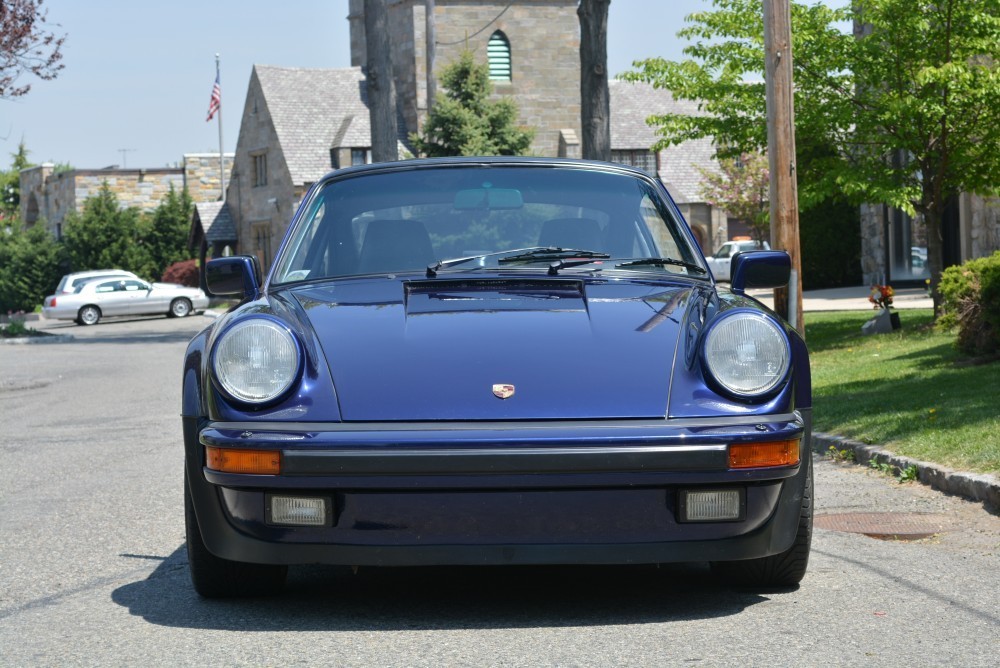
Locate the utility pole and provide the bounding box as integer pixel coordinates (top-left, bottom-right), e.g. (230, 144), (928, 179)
(763, 0), (804, 335)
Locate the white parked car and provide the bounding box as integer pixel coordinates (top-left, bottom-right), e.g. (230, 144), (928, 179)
(43, 277), (209, 325)
(705, 240), (771, 282)
(54, 269), (139, 294)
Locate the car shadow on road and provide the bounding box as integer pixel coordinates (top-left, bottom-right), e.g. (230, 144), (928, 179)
(112, 545), (773, 631)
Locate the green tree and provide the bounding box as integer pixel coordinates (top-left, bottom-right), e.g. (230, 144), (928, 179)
(0, 223), (63, 312)
(699, 151), (770, 245)
(146, 185), (194, 279)
(625, 0), (1000, 312)
(61, 182), (152, 277)
(1, 141), (33, 219)
(411, 50), (534, 157)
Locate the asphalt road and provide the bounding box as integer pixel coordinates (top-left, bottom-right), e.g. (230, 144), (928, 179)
(1, 315), (998, 667)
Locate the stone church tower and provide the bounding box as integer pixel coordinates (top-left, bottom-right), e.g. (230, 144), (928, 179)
(348, 0), (581, 157)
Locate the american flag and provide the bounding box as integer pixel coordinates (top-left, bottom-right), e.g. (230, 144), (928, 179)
(206, 72), (221, 122)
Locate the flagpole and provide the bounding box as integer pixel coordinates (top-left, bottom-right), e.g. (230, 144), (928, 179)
(215, 54), (225, 203)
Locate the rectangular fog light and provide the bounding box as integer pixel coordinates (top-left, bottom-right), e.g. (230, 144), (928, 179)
(268, 495), (329, 526)
(680, 489), (743, 522)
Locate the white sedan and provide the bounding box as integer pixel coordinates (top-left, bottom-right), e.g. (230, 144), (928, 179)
(43, 277), (209, 325)
(704, 240), (770, 282)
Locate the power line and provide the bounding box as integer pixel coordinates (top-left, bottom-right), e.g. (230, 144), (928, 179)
(436, 2), (513, 46)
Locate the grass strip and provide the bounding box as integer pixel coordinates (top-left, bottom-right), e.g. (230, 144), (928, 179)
(805, 309), (999, 474)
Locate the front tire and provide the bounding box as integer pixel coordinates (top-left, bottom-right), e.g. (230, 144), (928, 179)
(711, 458), (813, 588)
(169, 298), (192, 318)
(77, 305), (101, 326)
(184, 469), (287, 598)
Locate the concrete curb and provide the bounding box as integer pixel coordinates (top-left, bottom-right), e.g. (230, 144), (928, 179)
(812, 432), (999, 513)
(0, 333), (75, 345)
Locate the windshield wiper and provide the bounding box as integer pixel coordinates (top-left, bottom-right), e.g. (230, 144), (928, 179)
(426, 246), (556, 277)
(614, 257), (708, 274)
(497, 248), (611, 264)
(547, 258), (607, 275)
(427, 247), (611, 277)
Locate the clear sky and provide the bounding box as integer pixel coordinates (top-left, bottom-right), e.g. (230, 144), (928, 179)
(1, 1), (724, 170)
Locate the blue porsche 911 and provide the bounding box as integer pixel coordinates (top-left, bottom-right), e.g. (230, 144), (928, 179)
(182, 157), (812, 597)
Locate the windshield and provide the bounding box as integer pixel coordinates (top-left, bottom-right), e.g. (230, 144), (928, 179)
(272, 165), (706, 284)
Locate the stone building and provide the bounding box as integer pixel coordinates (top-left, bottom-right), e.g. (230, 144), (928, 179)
(347, 0), (581, 158)
(221, 2), (727, 270)
(19, 154), (234, 239)
(223, 65), (413, 270)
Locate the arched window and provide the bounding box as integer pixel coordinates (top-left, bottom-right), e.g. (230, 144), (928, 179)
(487, 31), (511, 82)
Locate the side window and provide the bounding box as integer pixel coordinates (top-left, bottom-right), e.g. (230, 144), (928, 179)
(715, 244), (732, 259)
(94, 281), (119, 293)
(639, 194), (684, 261)
(123, 280), (146, 292)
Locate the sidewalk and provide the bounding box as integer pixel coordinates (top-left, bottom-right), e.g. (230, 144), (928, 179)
(750, 285), (934, 312)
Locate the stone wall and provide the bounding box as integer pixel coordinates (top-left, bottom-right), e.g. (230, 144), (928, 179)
(19, 156), (234, 238)
(72, 169), (186, 209)
(184, 153), (236, 203)
(964, 193), (1000, 259)
(860, 203), (885, 285)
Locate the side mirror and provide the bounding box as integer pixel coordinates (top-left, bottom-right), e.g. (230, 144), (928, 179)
(730, 250), (790, 295)
(205, 256), (261, 300)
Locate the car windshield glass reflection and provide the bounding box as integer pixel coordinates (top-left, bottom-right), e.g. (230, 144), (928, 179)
(272, 166), (706, 283)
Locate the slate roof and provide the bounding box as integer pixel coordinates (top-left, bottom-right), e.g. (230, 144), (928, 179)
(193, 201), (235, 243)
(609, 79), (719, 205)
(254, 65), (409, 186)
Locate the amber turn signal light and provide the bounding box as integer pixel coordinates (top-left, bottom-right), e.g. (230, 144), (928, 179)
(206, 446), (281, 474)
(729, 439), (800, 469)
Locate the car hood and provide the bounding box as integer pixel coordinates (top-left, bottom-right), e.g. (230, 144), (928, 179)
(289, 275), (698, 421)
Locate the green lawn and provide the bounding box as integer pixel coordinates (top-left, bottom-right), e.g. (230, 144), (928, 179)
(805, 309), (999, 474)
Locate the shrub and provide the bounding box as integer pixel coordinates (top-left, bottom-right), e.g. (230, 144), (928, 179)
(161, 259), (200, 288)
(938, 250), (1000, 356)
(0, 224), (64, 313)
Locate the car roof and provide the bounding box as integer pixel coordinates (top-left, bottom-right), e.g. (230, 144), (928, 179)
(318, 155), (655, 183)
(65, 269), (135, 279)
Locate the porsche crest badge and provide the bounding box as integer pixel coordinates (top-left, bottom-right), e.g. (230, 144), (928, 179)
(492, 384), (515, 399)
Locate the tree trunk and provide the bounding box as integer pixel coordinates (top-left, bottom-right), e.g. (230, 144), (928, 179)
(425, 0), (436, 112)
(578, 0), (611, 161)
(365, 0), (398, 163)
(921, 176), (946, 318)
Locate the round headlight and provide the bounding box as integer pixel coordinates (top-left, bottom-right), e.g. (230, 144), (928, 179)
(213, 318), (301, 404)
(702, 312), (790, 398)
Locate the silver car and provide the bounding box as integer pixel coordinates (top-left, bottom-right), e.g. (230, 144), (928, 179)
(54, 269), (139, 294)
(43, 278), (209, 325)
(705, 240), (771, 282)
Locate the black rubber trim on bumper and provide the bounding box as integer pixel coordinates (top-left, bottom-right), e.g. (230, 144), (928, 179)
(280, 444), (728, 475)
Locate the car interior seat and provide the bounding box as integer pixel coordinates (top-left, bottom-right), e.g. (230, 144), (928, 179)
(358, 219), (435, 274)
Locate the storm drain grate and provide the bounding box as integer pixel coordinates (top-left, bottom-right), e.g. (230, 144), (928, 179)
(815, 512), (958, 540)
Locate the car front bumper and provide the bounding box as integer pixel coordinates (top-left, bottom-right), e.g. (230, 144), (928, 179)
(185, 411), (811, 566)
